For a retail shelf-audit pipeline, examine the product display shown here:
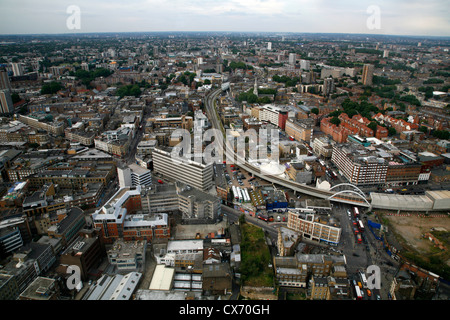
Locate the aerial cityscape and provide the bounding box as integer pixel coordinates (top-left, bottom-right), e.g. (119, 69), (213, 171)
(0, 1), (449, 308)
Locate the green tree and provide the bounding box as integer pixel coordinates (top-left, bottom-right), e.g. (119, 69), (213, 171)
(41, 81), (63, 94)
(311, 107), (319, 115)
(388, 127), (396, 136)
(330, 117), (341, 126)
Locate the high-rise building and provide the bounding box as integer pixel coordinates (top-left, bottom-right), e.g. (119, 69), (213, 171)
(300, 59), (310, 70)
(0, 90), (14, 114)
(323, 77), (335, 96)
(362, 64), (374, 86)
(267, 42), (272, 50)
(0, 69), (11, 91)
(11, 63), (24, 77)
(289, 53), (296, 66)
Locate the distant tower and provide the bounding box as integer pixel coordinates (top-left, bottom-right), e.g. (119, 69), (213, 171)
(253, 78), (258, 97)
(267, 42), (272, 50)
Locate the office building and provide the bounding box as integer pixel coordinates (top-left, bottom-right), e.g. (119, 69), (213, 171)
(118, 164), (152, 188)
(177, 183), (221, 222)
(152, 147), (213, 192)
(285, 118), (314, 142)
(331, 144), (388, 185)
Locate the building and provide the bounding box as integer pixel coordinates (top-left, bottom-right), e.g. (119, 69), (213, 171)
(313, 136), (334, 158)
(18, 276), (59, 300)
(322, 78), (335, 96)
(0, 69), (11, 91)
(92, 185), (170, 244)
(140, 184), (179, 214)
(362, 64), (374, 86)
(177, 183), (221, 222)
(107, 239), (147, 272)
(331, 144), (388, 186)
(0, 226), (23, 258)
(0, 273), (19, 300)
(83, 272), (142, 300)
(152, 147), (214, 192)
(287, 211), (341, 246)
(58, 229), (104, 281)
(202, 263), (232, 295)
(310, 276), (330, 300)
(285, 118), (314, 142)
(289, 53), (297, 66)
(277, 227), (301, 257)
(17, 114), (65, 136)
(44, 207), (85, 243)
(118, 163), (152, 188)
(0, 90), (14, 114)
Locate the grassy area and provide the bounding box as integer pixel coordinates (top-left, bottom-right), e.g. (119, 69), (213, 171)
(239, 217), (274, 287)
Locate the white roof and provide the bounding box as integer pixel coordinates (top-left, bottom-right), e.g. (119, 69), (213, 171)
(149, 265), (175, 291)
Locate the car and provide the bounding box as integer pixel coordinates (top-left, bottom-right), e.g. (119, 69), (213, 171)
(376, 295), (381, 300)
(367, 289), (372, 297)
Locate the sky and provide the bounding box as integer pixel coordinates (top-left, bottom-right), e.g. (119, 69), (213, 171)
(0, 0), (449, 37)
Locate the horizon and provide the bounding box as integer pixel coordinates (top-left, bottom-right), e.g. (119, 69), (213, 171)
(1, 0), (449, 38)
(1, 30), (449, 40)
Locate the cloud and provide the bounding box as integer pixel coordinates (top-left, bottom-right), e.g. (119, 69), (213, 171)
(0, 0), (448, 36)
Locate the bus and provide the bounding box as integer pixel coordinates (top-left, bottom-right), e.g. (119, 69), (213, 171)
(232, 186), (239, 201)
(353, 207), (360, 218)
(358, 220), (365, 232)
(355, 286), (363, 300)
(258, 214), (268, 222)
(356, 234), (362, 244)
(360, 272), (368, 288)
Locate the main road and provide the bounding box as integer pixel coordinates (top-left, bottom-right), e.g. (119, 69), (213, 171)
(204, 87), (371, 207)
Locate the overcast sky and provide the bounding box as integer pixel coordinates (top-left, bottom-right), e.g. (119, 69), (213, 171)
(1, 0), (449, 37)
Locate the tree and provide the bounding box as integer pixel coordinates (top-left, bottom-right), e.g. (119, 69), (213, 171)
(330, 117), (341, 126)
(311, 107), (319, 115)
(388, 127), (396, 136)
(41, 81), (63, 94)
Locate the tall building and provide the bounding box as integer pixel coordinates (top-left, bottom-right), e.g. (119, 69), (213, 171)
(289, 53), (296, 66)
(323, 77), (335, 96)
(362, 64), (374, 86)
(267, 42), (272, 50)
(0, 69), (11, 91)
(11, 63), (24, 77)
(300, 59), (310, 70)
(0, 90), (14, 114)
(152, 147), (213, 192)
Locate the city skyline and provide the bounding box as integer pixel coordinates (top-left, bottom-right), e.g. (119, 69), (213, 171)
(1, 0), (449, 37)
